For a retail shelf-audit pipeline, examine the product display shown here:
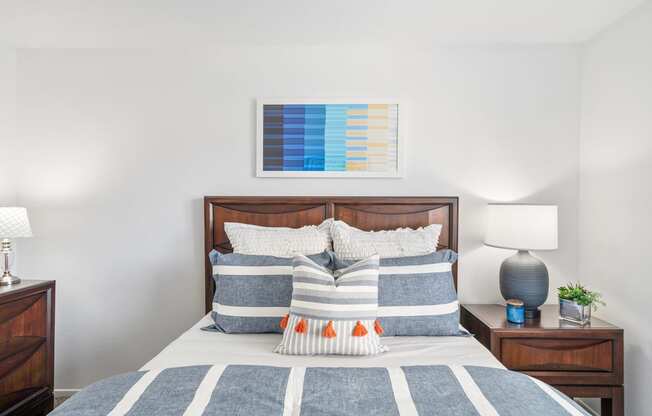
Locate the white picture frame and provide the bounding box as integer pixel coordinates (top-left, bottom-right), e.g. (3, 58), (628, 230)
(256, 98), (404, 178)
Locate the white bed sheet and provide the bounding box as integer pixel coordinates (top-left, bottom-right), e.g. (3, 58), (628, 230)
(142, 314), (504, 370)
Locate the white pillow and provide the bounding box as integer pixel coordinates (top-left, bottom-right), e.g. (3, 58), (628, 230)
(331, 220), (442, 260)
(224, 219), (332, 257)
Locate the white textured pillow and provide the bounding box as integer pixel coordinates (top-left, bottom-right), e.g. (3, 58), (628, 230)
(224, 219), (332, 257)
(331, 220), (442, 260)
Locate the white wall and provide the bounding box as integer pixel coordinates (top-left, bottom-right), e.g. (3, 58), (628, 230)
(579, 3), (652, 415)
(0, 47), (16, 205)
(11, 45), (581, 389)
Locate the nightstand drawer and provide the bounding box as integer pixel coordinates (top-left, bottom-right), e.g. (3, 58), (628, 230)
(0, 294), (46, 337)
(501, 338), (613, 372)
(0, 281), (55, 415)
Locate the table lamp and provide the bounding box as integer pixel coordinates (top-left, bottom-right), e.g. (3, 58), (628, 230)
(0, 207), (33, 286)
(485, 204), (558, 319)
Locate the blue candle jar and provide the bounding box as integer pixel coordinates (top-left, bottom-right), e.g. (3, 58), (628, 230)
(506, 299), (525, 324)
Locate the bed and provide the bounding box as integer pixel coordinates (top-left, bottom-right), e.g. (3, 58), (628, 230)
(51, 197), (589, 415)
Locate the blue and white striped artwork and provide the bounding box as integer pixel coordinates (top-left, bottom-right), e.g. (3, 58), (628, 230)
(256, 99), (401, 177)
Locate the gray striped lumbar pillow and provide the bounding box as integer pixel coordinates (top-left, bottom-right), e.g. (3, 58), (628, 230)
(274, 254), (388, 356)
(208, 250), (333, 333)
(334, 250), (464, 336)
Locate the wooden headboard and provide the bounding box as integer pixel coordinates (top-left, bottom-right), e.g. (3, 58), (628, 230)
(204, 196), (459, 313)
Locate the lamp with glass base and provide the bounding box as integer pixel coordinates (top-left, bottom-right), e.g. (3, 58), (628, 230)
(485, 204), (558, 319)
(0, 207), (33, 286)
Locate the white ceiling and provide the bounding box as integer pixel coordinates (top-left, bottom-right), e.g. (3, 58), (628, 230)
(0, 0), (648, 48)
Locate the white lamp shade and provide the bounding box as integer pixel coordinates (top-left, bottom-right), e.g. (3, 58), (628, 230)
(0, 207), (33, 238)
(485, 204), (557, 250)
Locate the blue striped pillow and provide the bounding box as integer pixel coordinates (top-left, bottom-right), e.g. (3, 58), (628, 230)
(208, 250), (333, 333)
(274, 255), (387, 355)
(334, 250), (465, 336)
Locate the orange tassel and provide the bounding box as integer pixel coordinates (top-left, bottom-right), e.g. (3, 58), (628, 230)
(322, 321), (337, 338)
(279, 314), (289, 330)
(295, 318), (308, 333)
(374, 320), (384, 336)
(352, 321), (368, 337)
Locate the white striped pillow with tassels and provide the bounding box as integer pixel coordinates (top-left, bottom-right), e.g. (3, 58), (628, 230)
(274, 254), (388, 356)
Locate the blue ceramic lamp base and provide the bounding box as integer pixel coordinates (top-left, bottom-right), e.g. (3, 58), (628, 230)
(499, 250), (549, 319)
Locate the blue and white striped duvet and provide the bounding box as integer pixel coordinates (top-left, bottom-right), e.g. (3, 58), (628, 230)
(51, 364), (589, 416)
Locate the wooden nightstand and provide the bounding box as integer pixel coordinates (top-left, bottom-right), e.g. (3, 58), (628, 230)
(461, 304), (623, 416)
(0, 281), (55, 416)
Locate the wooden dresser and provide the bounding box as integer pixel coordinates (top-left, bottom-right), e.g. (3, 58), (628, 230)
(461, 304), (624, 416)
(0, 281), (55, 416)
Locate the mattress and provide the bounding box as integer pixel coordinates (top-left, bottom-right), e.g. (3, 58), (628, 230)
(142, 314), (504, 370)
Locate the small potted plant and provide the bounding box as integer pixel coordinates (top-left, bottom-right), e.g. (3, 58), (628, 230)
(558, 282), (605, 325)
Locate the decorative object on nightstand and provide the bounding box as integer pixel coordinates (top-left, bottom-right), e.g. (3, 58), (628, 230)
(0, 207), (33, 286)
(0, 280), (55, 416)
(505, 299), (525, 324)
(558, 282), (605, 325)
(485, 203), (558, 319)
(461, 304), (624, 416)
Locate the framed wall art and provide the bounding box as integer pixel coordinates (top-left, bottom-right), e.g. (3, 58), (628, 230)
(256, 98), (403, 177)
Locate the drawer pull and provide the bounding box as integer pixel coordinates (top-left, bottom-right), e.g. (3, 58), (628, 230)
(515, 339), (609, 352)
(501, 338), (613, 372)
